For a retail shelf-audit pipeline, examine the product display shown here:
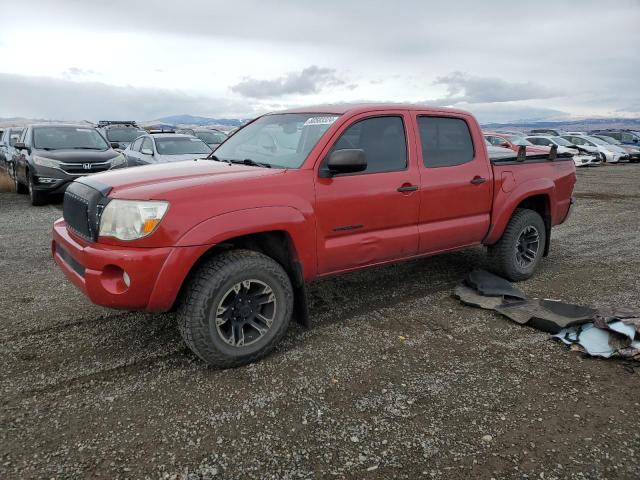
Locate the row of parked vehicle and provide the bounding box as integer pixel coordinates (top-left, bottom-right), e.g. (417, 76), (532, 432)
(1, 117), (639, 207)
(0, 121), (228, 205)
(482, 128), (640, 167)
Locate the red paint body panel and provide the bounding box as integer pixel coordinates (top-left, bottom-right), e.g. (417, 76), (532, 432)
(51, 104), (576, 312)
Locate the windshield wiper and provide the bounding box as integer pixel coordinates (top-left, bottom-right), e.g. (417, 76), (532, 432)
(230, 158), (271, 168)
(70, 147), (102, 150)
(206, 154), (232, 165)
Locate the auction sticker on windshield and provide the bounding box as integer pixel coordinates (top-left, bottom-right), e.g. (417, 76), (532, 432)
(303, 116), (339, 126)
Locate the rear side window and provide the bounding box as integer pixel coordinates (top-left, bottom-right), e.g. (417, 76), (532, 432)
(418, 116), (475, 167)
(330, 116), (407, 174)
(131, 137), (144, 151)
(141, 137), (153, 152)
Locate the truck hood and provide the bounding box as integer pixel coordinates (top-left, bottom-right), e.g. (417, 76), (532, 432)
(79, 159), (284, 199)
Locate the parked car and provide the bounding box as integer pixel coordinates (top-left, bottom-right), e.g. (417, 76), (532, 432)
(529, 128), (564, 136)
(97, 121), (146, 151)
(123, 133), (212, 166)
(53, 104), (576, 367)
(0, 127), (24, 168)
(484, 140), (516, 161)
(560, 134), (628, 163)
(524, 135), (600, 167)
(176, 128), (228, 148)
(12, 124), (127, 205)
(589, 129), (640, 146)
(484, 132), (550, 153)
(591, 135), (640, 163)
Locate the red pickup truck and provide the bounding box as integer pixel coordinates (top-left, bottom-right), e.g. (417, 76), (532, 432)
(52, 104), (576, 367)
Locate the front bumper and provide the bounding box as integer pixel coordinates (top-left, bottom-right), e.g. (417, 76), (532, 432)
(51, 219), (209, 312)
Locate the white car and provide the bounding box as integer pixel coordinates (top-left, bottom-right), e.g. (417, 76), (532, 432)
(525, 135), (600, 167)
(124, 133), (212, 166)
(561, 134), (628, 163)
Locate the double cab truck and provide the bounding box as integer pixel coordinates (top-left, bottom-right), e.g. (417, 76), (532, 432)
(52, 104), (576, 367)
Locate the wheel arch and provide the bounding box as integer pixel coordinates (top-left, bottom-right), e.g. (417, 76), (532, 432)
(171, 229), (311, 327)
(484, 180), (554, 252)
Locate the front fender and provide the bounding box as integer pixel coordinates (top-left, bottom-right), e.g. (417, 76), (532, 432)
(484, 178), (555, 245)
(175, 206), (317, 279)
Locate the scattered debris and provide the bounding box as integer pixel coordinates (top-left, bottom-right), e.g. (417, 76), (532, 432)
(454, 270), (640, 361)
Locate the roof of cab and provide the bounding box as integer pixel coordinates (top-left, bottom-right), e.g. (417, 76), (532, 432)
(272, 103), (473, 117)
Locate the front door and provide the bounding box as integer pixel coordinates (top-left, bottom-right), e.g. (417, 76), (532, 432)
(314, 113), (420, 275)
(415, 114), (493, 254)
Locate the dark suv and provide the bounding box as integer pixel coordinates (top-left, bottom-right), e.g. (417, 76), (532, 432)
(97, 121), (146, 151)
(13, 124), (127, 205)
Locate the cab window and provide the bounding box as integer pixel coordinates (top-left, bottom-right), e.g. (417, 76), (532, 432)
(418, 116), (475, 167)
(329, 116), (407, 174)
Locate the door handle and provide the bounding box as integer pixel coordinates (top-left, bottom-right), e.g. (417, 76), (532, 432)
(470, 176), (487, 185)
(397, 184), (419, 193)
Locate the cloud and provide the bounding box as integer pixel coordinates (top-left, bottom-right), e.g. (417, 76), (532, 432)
(64, 67), (95, 77)
(0, 73), (257, 121)
(431, 72), (562, 104)
(231, 66), (345, 98)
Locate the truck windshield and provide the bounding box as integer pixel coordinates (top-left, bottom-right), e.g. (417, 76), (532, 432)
(195, 131), (228, 144)
(33, 126), (109, 150)
(213, 113), (341, 168)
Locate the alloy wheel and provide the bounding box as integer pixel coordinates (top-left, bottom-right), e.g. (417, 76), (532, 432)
(214, 279), (276, 347)
(514, 225), (540, 268)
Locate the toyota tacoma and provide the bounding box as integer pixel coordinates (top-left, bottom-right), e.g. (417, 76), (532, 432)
(52, 104), (576, 367)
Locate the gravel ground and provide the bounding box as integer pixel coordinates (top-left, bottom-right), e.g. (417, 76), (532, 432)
(1, 164), (639, 479)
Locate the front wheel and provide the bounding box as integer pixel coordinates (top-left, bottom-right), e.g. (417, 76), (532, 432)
(177, 249), (294, 368)
(488, 208), (546, 282)
(28, 174), (48, 206)
(12, 165), (27, 194)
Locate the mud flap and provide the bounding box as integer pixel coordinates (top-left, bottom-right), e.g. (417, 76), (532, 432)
(291, 260), (310, 327)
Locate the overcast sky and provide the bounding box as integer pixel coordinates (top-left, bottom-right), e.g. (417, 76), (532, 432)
(1, 0), (639, 122)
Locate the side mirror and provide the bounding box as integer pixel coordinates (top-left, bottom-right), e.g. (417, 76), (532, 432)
(141, 148), (153, 156)
(110, 142), (120, 149)
(322, 149), (367, 177)
(499, 142), (511, 149)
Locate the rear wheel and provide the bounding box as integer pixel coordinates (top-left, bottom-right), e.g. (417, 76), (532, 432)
(177, 249), (293, 368)
(28, 173), (48, 206)
(488, 208), (546, 281)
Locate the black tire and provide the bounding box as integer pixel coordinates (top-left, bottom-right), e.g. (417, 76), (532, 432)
(12, 165), (27, 194)
(27, 173), (48, 206)
(177, 249), (294, 368)
(488, 208), (546, 282)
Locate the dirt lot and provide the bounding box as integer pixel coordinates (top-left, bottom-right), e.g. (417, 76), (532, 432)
(1, 164), (639, 479)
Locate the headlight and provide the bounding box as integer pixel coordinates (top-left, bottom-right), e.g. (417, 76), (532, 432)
(111, 154), (126, 167)
(33, 155), (61, 169)
(99, 200), (169, 240)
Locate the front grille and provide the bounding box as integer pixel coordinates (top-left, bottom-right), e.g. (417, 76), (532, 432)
(63, 189), (91, 240)
(60, 161), (111, 175)
(63, 180), (111, 242)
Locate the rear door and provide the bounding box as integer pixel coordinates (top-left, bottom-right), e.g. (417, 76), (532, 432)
(414, 114), (493, 254)
(314, 112), (420, 275)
